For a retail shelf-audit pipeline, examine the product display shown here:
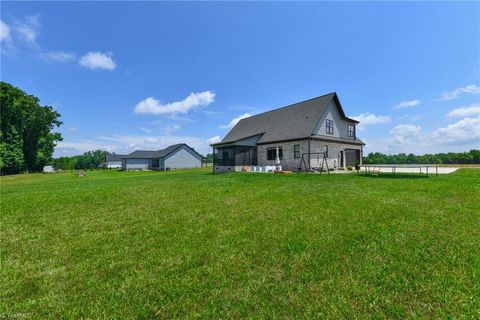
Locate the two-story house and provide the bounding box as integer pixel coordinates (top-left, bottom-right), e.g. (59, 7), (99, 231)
(211, 92), (365, 172)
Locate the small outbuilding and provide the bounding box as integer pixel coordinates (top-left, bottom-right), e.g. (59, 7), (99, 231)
(43, 165), (54, 173)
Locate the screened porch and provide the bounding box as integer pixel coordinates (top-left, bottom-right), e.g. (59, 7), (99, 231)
(213, 145), (258, 167)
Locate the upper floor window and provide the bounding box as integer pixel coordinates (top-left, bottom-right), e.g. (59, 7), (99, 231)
(348, 124), (355, 138)
(294, 145), (300, 159)
(267, 147), (283, 161)
(326, 119), (334, 135)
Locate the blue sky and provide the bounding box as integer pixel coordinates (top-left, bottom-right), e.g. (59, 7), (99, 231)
(1, 1), (479, 156)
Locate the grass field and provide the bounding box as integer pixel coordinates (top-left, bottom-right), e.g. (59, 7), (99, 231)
(1, 169), (479, 319)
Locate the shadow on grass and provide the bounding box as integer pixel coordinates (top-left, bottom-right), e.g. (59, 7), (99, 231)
(356, 173), (432, 179)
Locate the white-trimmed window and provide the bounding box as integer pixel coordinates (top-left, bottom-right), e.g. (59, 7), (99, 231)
(294, 145), (300, 159)
(348, 124), (355, 138)
(326, 119), (334, 135)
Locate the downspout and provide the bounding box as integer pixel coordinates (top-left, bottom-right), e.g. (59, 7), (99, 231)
(360, 145), (363, 165)
(308, 137), (311, 171)
(212, 146), (215, 174)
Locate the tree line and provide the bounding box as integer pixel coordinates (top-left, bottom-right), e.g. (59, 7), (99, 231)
(53, 150), (110, 170)
(363, 150), (480, 165)
(0, 82), (62, 175)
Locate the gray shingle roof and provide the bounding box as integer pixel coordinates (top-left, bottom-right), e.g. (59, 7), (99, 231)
(121, 143), (202, 159)
(106, 154), (125, 161)
(216, 92), (358, 145)
(122, 150), (163, 159)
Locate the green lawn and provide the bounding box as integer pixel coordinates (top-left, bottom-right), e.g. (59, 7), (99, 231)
(1, 169), (479, 319)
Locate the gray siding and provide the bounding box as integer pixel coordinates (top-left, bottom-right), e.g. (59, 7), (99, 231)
(313, 101), (356, 140)
(164, 146), (202, 169)
(107, 161), (122, 168)
(123, 158), (151, 170)
(234, 134), (262, 146)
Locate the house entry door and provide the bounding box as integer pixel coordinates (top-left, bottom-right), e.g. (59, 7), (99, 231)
(339, 151), (344, 168)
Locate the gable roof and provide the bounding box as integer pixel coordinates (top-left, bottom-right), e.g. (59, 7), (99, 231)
(121, 143), (203, 159)
(106, 154), (125, 161)
(215, 92), (358, 145)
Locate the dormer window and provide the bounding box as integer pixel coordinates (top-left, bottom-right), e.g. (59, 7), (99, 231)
(348, 124), (355, 138)
(326, 119), (334, 135)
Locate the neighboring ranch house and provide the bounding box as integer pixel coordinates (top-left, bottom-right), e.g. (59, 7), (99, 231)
(211, 92), (365, 172)
(121, 143), (203, 170)
(105, 154), (124, 169)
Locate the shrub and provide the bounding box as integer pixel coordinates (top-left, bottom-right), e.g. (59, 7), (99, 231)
(346, 166), (353, 171)
(355, 162), (361, 171)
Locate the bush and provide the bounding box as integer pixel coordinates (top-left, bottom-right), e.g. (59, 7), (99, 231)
(346, 166), (353, 171)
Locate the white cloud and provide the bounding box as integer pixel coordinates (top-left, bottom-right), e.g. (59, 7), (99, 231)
(68, 127), (79, 132)
(389, 124), (422, 146)
(219, 112), (252, 129)
(394, 99), (421, 109)
(55, 134), (213, 157)
(351, 113), (391, 131)
(447, 104), (480, 117)
(390, 124), (422, 136)
(139, 127), (152, 133)
(207, 136), (221, 144)
(163, 124), (181, 134)
(432, 117), (480, 144)
(79, 51), (116, 70)
(99, 135), (210, 154)
(436, 84), (480, 101)
(16, 15), (41, 46)
(0, 19), (11, 42)
(40, 51), (76, 63)
(134, 91), (215, 115)
(364, 117), (480, 155)
(55, 140), (119, 156)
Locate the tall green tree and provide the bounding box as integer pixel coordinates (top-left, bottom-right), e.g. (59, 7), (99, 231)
(0, 128), (25, 174)
(0, 82), (62, 174)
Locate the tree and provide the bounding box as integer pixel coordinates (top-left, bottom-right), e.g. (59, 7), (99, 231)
(205, 153), (213, 163)
(362, 150), (480, 165)
(0, 128), (25, 174)
(0, 82), (62, 174)
(51, 150), (108, 170)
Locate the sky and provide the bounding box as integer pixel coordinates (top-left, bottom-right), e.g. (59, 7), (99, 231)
(1, 1), (479, 156)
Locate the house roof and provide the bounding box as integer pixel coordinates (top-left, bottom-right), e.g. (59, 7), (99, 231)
(310, 135), (365, 146)
(106, 153), (125, 161)
(214, 92), (359, 145)
(121, 143), (203, 159)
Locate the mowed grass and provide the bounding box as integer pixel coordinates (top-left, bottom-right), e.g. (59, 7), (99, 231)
(1, 169), (479, 319)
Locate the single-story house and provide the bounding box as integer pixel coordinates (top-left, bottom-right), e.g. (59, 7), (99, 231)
(105, 153), (124, 169)
(121, 143), (203, 170)
(211, 92), (365, 172)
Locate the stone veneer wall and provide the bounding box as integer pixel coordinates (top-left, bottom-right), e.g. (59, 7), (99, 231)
(257, 139), (362, 171)
(257, 140), (309, 171)
(309, 139), (363, 168)
(215, 138), (363, 172)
